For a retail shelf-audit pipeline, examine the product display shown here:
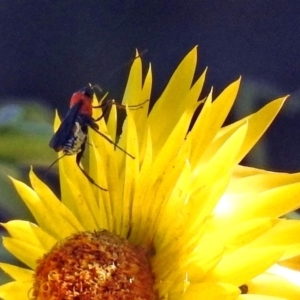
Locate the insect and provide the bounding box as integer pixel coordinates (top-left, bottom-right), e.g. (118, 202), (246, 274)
(49, 84), (138, 191)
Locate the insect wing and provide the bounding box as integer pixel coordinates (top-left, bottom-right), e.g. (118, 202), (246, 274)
(49, 101), (83, 151)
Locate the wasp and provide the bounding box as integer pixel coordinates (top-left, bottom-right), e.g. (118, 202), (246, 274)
(49, 84), (137, 191)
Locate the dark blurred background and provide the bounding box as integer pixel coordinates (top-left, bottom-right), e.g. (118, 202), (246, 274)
(1, 0), (300, 220)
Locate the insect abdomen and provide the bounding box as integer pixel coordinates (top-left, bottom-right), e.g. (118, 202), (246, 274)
(63, 122), (87, 155)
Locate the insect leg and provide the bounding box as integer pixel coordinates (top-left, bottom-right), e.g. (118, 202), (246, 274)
(93, 99), (150, 119)
(75, 148), (107, 191)
(119, 99), (150, 110)
(46, 154), (67, 173)
(92, 100), (113, 122)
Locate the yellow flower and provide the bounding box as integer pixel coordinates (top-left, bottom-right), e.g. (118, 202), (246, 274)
(1, 47), (300, 299)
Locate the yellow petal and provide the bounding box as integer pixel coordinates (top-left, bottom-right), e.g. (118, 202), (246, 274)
(134, 146), (189, 244)
(189, 78), (241, 165)
(201, 97), (284, 166)
(192, 121), (247, 182)
(106, 103), (117, 142)
(2, 220), (57, 252)
(58, 152), (104, 209)
(122, 51), (143, 106)
(130, 128), (153, 241)
(280, 254), (300, 271)
(188, 89), (212, 166)
(140, 63), (152, 108)
(29, 170), (84, 236)
(247, 271), (300, 299)
(139, 126), (153, 174)
(236, 97), (285, 162)
(1, 220), (42, 248)
(10, 176), (82, 239)
(182, 282), (240, 300)
(213, 181), (300, 227)
(232, 165), (270, 178)
(228, 172), (300, 194)
(154, 160), (192, 249)
(180, 236), (225, 282)
(268, 264), (300, 287)
(151, 101), (199, 183)
(237, 295), (287, 300)
(128, 110), (194, 241)
(89, 145), (113, 230)
(187, 123), (248, 231)
(0, 280), (32, 300)
(62, 177), (98, 231)
(122, 52), (151, 122)
(134, 64), (152, 152)
(29, 223), (57, 251)
(181, 122), (247, 238)
(210, 77), (241, 133)
(204, 246), (284, 286)
(205, 218), (278, 253)
(217, 97), (286, 163)
(53, 110), (61, 131)
(249, 220), (300, 258)
(148, 46), (199, 154)
(184, 173), (230, 242)
(121, 53), (151, 152)
(90, 131), (122, 232)
(56, 147), (109, 231)
(116, 107), (140, 236)
(2, 237), (45, 269)
(0, 263), (33, 281)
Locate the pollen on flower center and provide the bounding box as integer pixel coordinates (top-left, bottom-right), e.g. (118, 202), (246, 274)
(32, 230), (157, 300)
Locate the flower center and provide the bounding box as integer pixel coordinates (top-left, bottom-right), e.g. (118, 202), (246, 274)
(32, 230), (157, 300)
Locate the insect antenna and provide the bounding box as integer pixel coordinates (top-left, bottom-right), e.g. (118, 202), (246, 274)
(105, 49), (148, 80)
(90, 83), (103, 94)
